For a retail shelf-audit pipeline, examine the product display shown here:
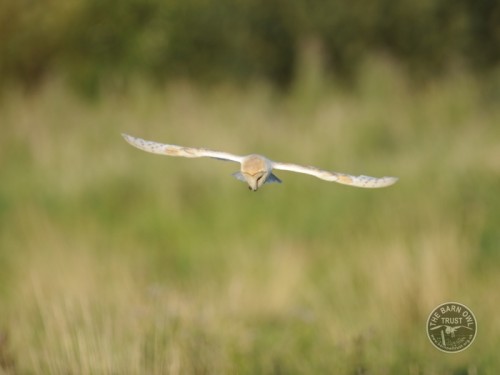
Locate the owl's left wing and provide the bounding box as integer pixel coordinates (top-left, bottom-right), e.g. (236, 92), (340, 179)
(272, 161), (398, 188)
(122, 134), (243, 163)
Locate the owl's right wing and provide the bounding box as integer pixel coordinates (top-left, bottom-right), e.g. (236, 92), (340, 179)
(122, 134), (244, 163)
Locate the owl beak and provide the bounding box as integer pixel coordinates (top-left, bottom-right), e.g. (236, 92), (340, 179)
(243, 173), (261, 191)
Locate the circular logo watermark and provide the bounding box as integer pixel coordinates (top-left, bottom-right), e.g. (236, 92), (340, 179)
(426, 302), (477, 353)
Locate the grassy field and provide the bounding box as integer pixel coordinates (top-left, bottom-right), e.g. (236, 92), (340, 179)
(0, 60), (499, 374)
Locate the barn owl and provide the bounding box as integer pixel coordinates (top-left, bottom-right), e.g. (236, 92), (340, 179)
(122, 134), (398, 191)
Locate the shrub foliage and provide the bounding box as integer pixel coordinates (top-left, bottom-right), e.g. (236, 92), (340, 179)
(1, 0), (499, 91)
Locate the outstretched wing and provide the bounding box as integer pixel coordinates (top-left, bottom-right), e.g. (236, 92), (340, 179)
(272, 161), (398, 188)
(122, 134), (243, 163)
(430, 325), (445, 330)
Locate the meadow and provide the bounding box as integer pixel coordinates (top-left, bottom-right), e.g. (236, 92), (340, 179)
(0, 59), (499, 374)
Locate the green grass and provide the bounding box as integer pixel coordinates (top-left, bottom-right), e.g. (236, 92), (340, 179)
(1, 61), (499, 374)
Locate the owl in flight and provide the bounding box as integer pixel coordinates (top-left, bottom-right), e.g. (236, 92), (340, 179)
(122, 134), (398, 191)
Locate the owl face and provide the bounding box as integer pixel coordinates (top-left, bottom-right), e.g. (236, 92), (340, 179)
(243, 171), (268, 191)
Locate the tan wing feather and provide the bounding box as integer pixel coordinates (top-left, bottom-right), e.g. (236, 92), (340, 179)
(122, 134), (243, 163)
(272, 162), (398, 188)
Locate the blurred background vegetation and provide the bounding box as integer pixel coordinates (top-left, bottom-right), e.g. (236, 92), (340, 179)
(1, 0), (500, 374)
(1, 0), (499, 95)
